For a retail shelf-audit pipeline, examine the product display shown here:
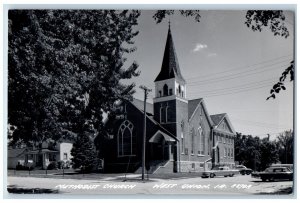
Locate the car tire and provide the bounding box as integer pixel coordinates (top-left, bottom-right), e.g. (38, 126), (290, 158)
(241, 171), (245, 175)
(210, 173), (215, 178)
(246, 171), (251, 175)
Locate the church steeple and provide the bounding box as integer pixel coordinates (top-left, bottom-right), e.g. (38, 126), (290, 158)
(154, 24), (185, 83)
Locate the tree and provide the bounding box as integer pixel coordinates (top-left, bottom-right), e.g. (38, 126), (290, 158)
(8, 10), (140, 146)
(276, 130), (293, 164)
(235, 132), (281, 171)
(152, 10), (201, 24)
(259, 137), (279, 170)
(234, 133), (261, 170)
(71, 133), (99, 172)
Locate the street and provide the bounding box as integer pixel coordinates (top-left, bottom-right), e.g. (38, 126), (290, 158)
(6, 173), (293, 195)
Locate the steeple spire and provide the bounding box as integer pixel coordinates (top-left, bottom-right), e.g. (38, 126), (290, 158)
(154, 23), (185, 82)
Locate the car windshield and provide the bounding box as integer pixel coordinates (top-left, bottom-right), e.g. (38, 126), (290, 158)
(265, 167), (291, 172)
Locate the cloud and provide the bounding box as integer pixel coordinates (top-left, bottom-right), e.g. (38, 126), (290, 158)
(207, 53), (217, 57)
(192, 43), (208, 52)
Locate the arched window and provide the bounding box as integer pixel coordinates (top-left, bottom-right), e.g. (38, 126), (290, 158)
(166, 105), (169, 123)
(198, 126), (204, 155)
(160, 106), (166, 123)
(191, 129), (195, 155)
(163, 84), (168, 96)
(178, 85), (181, 95)
(181, 121), (185, 154)
(118, 120), (135, 156)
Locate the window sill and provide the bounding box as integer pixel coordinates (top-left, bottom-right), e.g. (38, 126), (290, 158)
(197, 154), (205, 157)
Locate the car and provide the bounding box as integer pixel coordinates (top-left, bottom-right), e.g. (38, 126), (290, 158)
(235, 165), (253, 175)
(251, 166), (293, 182)
(201, 166), (239, 178)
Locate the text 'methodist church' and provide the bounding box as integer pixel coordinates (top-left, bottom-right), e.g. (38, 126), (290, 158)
(102, 25), (236, 173)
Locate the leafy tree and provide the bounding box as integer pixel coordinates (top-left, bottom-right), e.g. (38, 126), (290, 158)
(234, 133), (261, 170)
(245, 10), (289, 38)
(266, 60), (294, 100)
(276, 130), (293, 164)
(71, 133), (99, 172)
(259, 137), (279, 170)
(152, 10), (201, 23)
(8, 10), (140, 146)
(235, 132), (281, 171)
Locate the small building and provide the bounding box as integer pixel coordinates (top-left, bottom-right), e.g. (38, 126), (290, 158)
(8, 141), (73, 169)
(7, 148), (27, 169)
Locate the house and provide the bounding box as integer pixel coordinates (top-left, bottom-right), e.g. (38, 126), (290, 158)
(7, 141), (73, 169)
(101, 25), (236, 173)
(7, 147), (27, 169)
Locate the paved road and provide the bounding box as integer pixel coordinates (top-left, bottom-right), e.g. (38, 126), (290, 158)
(6, 174), (293, 196)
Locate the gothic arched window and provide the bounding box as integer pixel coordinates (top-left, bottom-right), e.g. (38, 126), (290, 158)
(191, 128), (195, 155)
(160, 106), (166, 123)
(118, 120), (135, 156)
(163, 84), (168, 96)
(181, 120), (185, 154)
(198, 126), (205, 155)
(166, 104), (170, 123)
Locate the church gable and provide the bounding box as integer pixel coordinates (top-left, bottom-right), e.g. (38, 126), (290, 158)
(188, 99), (213, 127)
(217, 119), (233, 133)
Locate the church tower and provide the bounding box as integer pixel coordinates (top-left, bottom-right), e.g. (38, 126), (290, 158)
(153, 24), (189, 162)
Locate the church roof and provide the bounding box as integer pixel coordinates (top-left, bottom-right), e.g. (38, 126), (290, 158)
(130, 99), (178, 141)
(131, 98), (153, 115)
(154, 25), (185, 83)
(188, 98), (203, 119)
(210, 113), (227, 126)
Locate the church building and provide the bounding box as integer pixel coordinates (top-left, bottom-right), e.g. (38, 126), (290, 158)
(101, 25), (236, 173)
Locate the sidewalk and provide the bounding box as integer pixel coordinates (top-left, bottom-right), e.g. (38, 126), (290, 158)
(7, 169), (204, 181)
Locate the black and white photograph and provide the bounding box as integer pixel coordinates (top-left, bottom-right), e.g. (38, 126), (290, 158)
(4, 4), (295, 198)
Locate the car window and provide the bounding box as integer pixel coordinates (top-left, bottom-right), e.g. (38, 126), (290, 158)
(265, 168), (272, 172)
(273, 168), (282, 172)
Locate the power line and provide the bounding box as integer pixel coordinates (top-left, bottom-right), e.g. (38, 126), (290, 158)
(187, 83), (274, 98)
(231, 117), (292, 129)
(187, 60), (292, 86)
(186, 54), (293, 81)
(188, 77), (278, 94)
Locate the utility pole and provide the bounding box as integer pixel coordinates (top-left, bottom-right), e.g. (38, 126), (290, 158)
(140, 85), (152, 181)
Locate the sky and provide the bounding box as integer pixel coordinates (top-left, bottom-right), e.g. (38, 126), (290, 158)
(122, 10), (294, 140)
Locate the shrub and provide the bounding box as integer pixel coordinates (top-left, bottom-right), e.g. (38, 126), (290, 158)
(57, 160), (65, 169)
(47, 161), (58, 170)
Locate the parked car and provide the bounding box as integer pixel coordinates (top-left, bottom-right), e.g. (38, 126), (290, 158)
(251, 166), (293, 182)
(202, 166), (239, 178)
(235, 165), (253, 175)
